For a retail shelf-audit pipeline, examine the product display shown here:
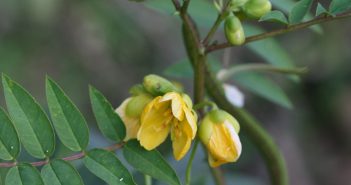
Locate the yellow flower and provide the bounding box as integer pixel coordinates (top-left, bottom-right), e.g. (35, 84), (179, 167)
(199, 110), (242, 167)
(116, 94), (152, 141)
(137, 92), (197, 160)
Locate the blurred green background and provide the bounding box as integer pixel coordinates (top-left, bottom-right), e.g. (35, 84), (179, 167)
(0, 0), (351, 184)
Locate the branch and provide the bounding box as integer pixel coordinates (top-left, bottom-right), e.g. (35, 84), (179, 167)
(206, 11), (351, 53)
(0, 142), (125, 168)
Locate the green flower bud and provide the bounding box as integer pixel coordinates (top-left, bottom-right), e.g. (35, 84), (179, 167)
(229, 0), (249, 12)
(143, 74), (180, 96)
(129, 84), (149, 96)
(125, 94), (153, 117)
(243, 0), (272, 19)
(224, 14), (245, 46)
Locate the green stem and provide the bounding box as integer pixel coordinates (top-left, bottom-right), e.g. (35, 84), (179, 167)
(202, 14), (225, 46)
(193, 101), (218, 110)
(218, 64), (308, 81)
(144, 175), (152, 185)
(210, 167), (226, 185)
(185, 139), (199, 185)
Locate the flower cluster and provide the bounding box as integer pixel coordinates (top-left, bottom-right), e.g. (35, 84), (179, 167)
(116, 74), (242, 166)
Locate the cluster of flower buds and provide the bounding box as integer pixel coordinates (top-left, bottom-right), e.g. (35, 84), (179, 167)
(225, 0), (272, 45)
(116, 74), (242, 166)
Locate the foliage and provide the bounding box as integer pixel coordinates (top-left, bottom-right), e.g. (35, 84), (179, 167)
(0, 0), (350, 185)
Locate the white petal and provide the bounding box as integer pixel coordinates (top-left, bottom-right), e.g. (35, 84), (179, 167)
(224, 121), (242, 160)
(223, 83), (245, 108)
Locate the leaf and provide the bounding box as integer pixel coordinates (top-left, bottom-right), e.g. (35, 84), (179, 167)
(233, 72), (293, 108)
(164, 57), (221, 79)
(123, 140), (181, 185)
(89, 86), (126, 142)
(2, 74), (55, 159)
(83, 149), (136, 185)
(145, 0), (217, 28)
(289, 0), (313, 24)
(244, 25), (298, 81)
(5, 163), (44, 185)
(46, 77), (89, 152)
(271, 0), (322, 33)
(41, 159), (84, 185)
(315, 3), (330, 17)
(259, 10), (288, 25)
(0, 107), (20, 160)
(329, 0), (351, 14)
(164, 59), (193, 78)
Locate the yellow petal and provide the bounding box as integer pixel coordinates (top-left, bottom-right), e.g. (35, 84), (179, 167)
(207, 122), (241, 163)
(116, 98), (140, 140)
(181, 107), (197, 139)
(138, 97), (172, 150)
(171, 121), (191, 160)
(208, 153), (227, 168)
(161, 92), (184, 121)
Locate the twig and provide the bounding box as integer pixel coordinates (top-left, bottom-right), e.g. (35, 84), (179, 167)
(206, 11), (351, 53)
(0, 142), (125, 168)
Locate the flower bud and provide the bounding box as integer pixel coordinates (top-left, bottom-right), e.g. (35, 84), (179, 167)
(199, 110), (242, 167)
(143, 74), (180, 96)
(125, 94), (153, 117)
(229, 0), (249, 12)
(243, 0), (272, 19)
(224, 14), (245, 46)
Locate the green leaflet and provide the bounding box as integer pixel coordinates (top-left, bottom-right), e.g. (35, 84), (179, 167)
(41, 159), (84, 185)
(315, 3), (330, 17)
(2, 74), (55, 159)
(46, 77), (89, 152)
(329, 0), (351, 14)
(5, 163), (44, 185)
(83, 149), (135, 185)
(259, 10), (288, 25)
(164, 57), (221, 79)
(270, 0), (322, 33)
(233, 72), (293, 109)
(288, 0), (313, 24)
(89, 86), (126, 142)
(145, 0), (216, 28)
(0, 107), (20, 160)
(244, 25), (298, 81)
(123, 140), (181, 185)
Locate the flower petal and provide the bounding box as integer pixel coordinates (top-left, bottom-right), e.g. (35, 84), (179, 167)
(181, 107), (197, 139)
(161, 92), (184, 121)
(116, 98), (140, 140)
(138, 97), (172, 150)
(171, 122), (191, 160)
(208, 153), (228, 167)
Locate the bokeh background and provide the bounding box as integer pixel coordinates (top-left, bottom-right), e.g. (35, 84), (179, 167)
(0, 0), (350, 184)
